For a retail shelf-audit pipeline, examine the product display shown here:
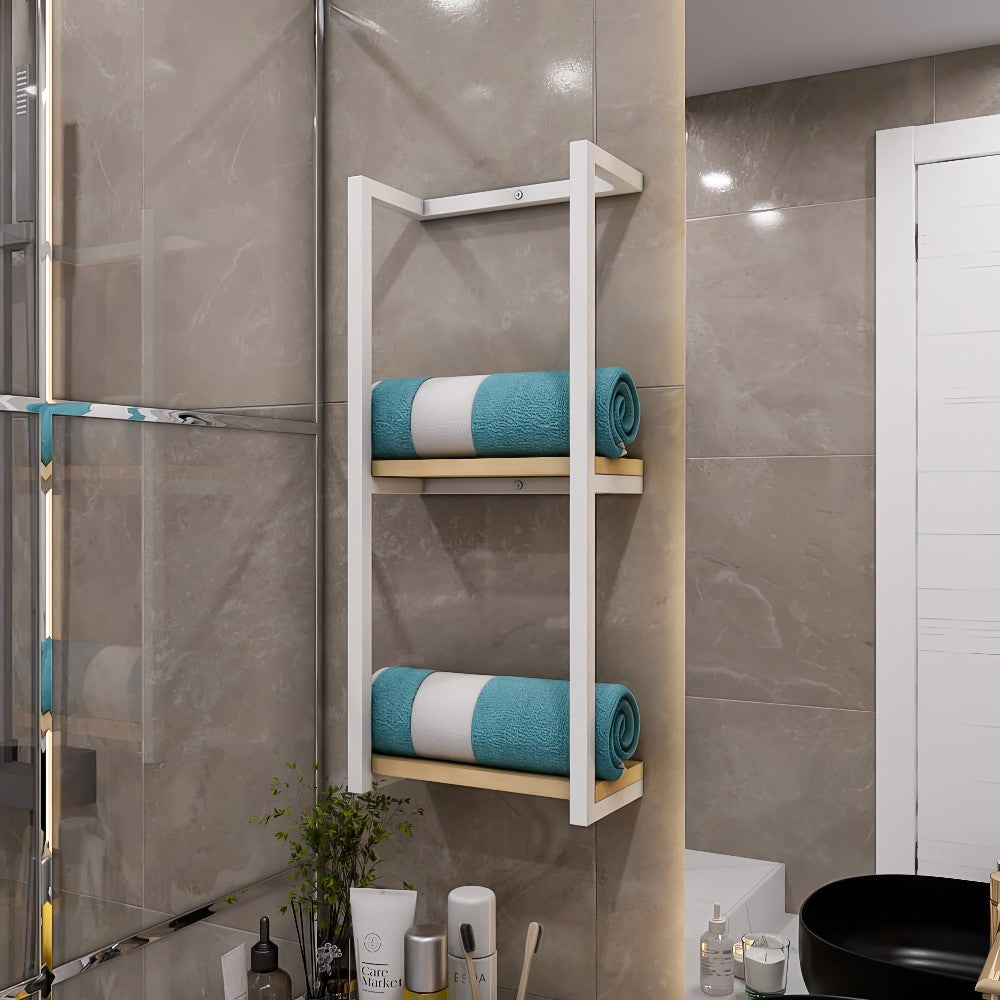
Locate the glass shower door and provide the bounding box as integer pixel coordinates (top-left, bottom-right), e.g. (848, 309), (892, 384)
(0, 411), (38, 991)
(0, 0), (41, 989)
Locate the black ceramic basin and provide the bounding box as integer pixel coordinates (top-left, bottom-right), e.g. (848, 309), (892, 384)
(799, 874), (990, 1000)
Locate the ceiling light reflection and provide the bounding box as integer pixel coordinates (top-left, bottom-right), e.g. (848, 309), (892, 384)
(545, 58), (590, 96)
(427, 0), (481, 13)
(750, 209), (782, 228)
(700, 171), (733, 192)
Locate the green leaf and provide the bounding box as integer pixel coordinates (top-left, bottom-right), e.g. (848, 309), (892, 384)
(248, 762), (423, 940)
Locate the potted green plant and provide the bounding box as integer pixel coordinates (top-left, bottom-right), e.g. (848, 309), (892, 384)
(254, 762), (422, 999)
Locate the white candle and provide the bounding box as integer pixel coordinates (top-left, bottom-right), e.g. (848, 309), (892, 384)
(743, 934), (788, 996)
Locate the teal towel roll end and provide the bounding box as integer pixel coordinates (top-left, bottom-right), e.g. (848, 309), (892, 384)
(371, 667), (641, 782)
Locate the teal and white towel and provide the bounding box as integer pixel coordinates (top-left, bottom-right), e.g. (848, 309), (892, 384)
(371, 367), (640, 460)
(371, 666), (640, 781)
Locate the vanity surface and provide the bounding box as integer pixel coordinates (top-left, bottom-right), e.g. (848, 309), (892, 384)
(684, 849), (806, 999)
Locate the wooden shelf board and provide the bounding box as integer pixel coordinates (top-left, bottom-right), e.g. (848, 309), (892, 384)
(371, 755), (643, 803)
(372, 456), (643, 479)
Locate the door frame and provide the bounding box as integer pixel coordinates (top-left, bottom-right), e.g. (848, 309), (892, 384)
(875, 112), (1000, 874)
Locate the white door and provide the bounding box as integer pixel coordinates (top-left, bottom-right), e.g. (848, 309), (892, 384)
(915, 154), (1000, 879)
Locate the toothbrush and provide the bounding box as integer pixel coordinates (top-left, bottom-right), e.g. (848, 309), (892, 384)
(514, 922), (543, 1000)
(460, 922), (482, 1000)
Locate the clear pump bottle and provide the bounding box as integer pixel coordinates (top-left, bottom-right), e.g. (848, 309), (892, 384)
(699, 903), (734, 996)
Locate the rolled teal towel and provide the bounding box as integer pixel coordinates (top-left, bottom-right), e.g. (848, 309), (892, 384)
(371, 367), (640, 460)
(371, 666), (640, 781)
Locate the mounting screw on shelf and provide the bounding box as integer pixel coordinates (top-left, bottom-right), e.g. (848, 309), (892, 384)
(514, 189), (523, 200)
(514, 479), (524, 490)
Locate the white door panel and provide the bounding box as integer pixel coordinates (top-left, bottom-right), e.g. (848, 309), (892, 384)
(916, 154), (1000, 880)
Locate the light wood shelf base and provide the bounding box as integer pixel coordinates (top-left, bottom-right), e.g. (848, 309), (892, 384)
(371, 755), (644, 803)
(371, 457), (644, 495)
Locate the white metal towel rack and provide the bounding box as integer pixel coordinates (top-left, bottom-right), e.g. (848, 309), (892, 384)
(347, 140), (645, 826)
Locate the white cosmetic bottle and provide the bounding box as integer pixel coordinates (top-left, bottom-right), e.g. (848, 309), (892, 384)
(447, 886), (497, 1000)
(699, 903), (734, 996)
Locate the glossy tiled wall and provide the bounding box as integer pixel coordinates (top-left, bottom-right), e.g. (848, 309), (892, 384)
(323, 2), (686, 999)
(43, 2), (319, 998)
(684, 43), (1000, 910)
(43, 0), (686, 995)
(54, 0), (315, 409)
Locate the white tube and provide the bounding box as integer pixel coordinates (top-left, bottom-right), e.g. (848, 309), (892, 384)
(351, 887), (418, 1000)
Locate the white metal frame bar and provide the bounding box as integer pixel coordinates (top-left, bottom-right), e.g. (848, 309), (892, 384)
(875, 124), (919, 875)
(875, 111), (1000, 873)
(347, 142), (644, 824)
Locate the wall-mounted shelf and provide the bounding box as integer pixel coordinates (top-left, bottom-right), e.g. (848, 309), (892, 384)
(371, 456), (644, 495)
(348, 141), (646, 826)
(372, 756), (644, 804)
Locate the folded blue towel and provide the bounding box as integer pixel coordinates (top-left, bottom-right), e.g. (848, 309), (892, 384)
(371, 666), (640, 781)
(371, 367), (640, 460)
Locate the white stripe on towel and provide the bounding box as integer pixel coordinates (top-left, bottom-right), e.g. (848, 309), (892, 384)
(410, 671), (494, 763)
(409, 375), (488, 458)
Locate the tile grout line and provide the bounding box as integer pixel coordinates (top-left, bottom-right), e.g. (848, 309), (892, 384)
(686, 695), (874, 714)
(687, 453), (874, 461)
(686, 195), (872, 224)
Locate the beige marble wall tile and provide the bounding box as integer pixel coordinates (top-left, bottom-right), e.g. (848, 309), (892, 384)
(687, 199), (874, 458)
(55, 0), (315, 409)
(55, 0), (143, 248)
(686, 58), (933, 218)
(934, 45), (1000, 123)
(10, 414), (35, 728)
(53, 915), (304, 1000)
(325, 0), (595, 401)
(57, 732), (143, 909)
(324, 404), (347, 781)
(372, 489), (564, 676)
(686, 697), (875, 910)
(206, 882), (301, 950)
(142, 0), (315, 410)
(53, 0), (143, 403)
(53, 261), (143, 406)
(596, 0), (686, 390)
(55, 947), (143, 1000)
(0, 878), (29, 987)
(0, 415), (37, 921)
(53, 891), (154, 968)
(54, 417), (143, 907)
(56, 417), (141, 646)
(687, 456), (874, 711)
(378, 785), (596, 1000)
(595, 388), (685, 999)
(6, 248), (35, 398)
(141, 424), (315, 914)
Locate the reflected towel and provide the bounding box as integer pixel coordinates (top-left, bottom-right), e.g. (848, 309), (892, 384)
(371, 666), (640, 781)
(371, 367), (640, 460)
